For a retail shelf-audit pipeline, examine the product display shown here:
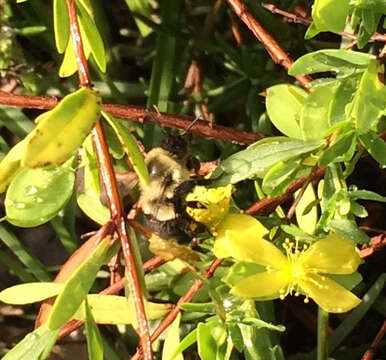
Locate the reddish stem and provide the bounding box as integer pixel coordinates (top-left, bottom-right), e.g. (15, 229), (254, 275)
(58, 255), (165, 339)
(0, 91), (263, 146)
(360, 234), (386, 259)
(246, 167), (327, 215)
(65, 0), (91, 87)
(92, 123), (153, 360)
(361, 320), (386, 360)
(65, 0), (152, 357)
(262, 3), (386, 44)
(130, 258), (223, 360)
(225, 0), (312, 88)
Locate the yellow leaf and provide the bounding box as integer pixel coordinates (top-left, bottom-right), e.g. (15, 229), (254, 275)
(22, 87), (101, 168)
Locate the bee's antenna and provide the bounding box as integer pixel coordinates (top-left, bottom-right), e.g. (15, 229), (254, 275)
(182, 116), (200, 136)
(144, 106), (169, 136)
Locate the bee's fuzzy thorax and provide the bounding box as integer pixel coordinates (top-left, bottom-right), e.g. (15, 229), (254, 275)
(139, 147), (190, 221)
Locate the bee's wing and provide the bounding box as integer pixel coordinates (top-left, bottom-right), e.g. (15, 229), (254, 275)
(150, 180), (177, 222)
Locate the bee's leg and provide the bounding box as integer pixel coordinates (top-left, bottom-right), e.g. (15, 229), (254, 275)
(174, 178), (211, 198)
(186, 156), (200, 174)
(172, 178), (210, 211)
(146, 216), (193, 244)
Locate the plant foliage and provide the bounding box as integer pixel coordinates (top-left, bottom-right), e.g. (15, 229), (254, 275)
(0, 0), (385, 359)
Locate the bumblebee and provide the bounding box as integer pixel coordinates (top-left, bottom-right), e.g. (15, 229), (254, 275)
(139, 135), (204, 244)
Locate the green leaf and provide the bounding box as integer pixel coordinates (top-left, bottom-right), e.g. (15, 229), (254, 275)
(262, 158), (301, 197)
(304, 22), (320, 39)
(352, 0), (386, 13)
(124, 0), (152, 37)
(352, 62), (385, 134)
(280, 224), (315, 242)
(50, 196), (78, 254)
(328, 272), (362, 291)
(173, 272), (209, 302)
(77, 0), (106, 73)
(312, 0), (350, 32)
(0, 224), (52, 282)
(211, 137), (325, 186)
(238, 301), (276, 360)
(241, 317), (286, 332)
(169, 329), (197, 360)
(224, 262), (265, 288)
(295, 183), (318, 235)
(327, 274), (386, 355)
(76, 138), (110, 224)
(289, 50), (375, 76)
(102, 111), (149, 186)
(357, 17), (372, 48)
(319, 130), (357, 165)
(0, 106), (34, 138)
(359, 132), (386, 165)
(328, 76), (359, 126)
(197, 321), (227, 360)
(59, 24), (92, 78)
(102, 120), (125, 159)
(362, 8), (376, 33)
(76, 0), (94, 17)
(14, 26), (47, 36)
(22, 87), (101, 167)
(300, 83), (338, 140)
(72, 294), (170, 324)
(100, 334), (124, 360)
(350, 201), (368, 218)
(46, 236), (119, 330)
(59, 39), (79, 78)
(180, 302), (216, 314)
(348, 189), (386, 202)
(0, 282), (62, 304)
(77, 193), (110, 224)
(5, 166), (75, 227)
(84, 299), (104, 360)
(266, 84), (306, 139)
(228, 324), (244, 352)
(53, 0), (70, 53)
(328, 219), (369, 244)
(0, 249), (36, 283)
(2, 325), (59, 360)
(163, 313), (183, 360)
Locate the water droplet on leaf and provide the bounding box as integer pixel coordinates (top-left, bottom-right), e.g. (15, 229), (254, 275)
(24, 185), (37, 195)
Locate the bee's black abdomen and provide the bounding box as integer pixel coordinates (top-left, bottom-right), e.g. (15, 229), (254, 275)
(146, 215), (193, 244)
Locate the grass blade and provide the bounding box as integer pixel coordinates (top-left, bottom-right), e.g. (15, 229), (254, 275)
(0, 224), (52, 281)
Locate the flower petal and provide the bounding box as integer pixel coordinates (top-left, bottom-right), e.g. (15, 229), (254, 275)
(300, 233), (361, 274)
(186, 185), (232, 229)
(299, 273), (361, 313)
(230, 270), (289, 298)
(214, 214), (287, 269)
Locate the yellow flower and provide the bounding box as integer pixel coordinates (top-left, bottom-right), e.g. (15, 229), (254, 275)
(214, 214), (362, 313)
(186, 185), (233, 231)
